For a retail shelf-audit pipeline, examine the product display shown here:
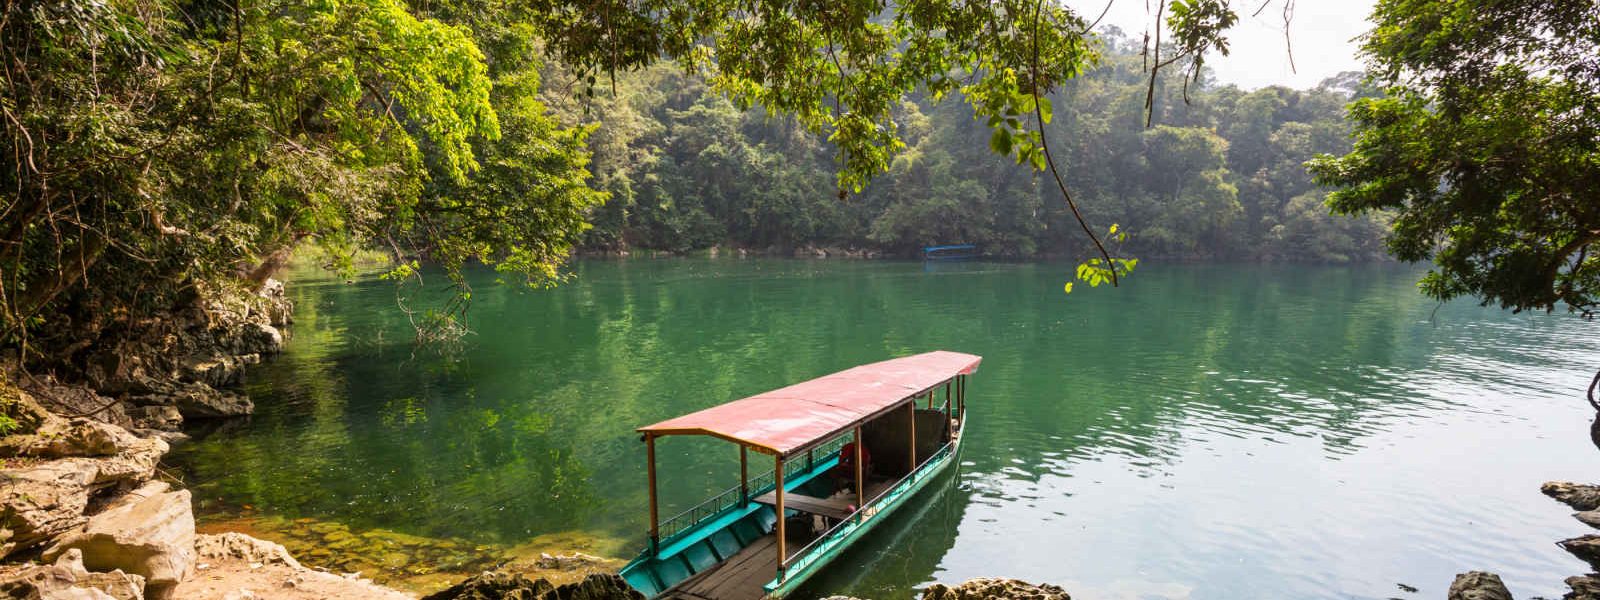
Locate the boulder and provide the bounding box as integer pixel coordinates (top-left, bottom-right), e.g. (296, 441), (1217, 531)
(237, 323), (283, 356)
(1562, 536), (1600, 572)
(1578, 511), (1600, 530)
(920, 578), (1071, 600)
(1545, 482), (1600, 511)
(178, 355), (258, 389)
(0, 547), (146, 600)
(423, 572), (643, 600)
(1566, 573), (1600, 600)
(194, 533), (300, 569)
(44, 490), (195, 600)
(167, 383), (252, 419)
(0, 419), (143, 459)
(0, 461), (99, 558)
(1448, 571), (1513, 600)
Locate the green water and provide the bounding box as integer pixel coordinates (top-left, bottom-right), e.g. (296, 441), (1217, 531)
(170, 259), (1600, 599)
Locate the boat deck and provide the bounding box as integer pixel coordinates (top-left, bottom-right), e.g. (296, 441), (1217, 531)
(663, 534), (780, 600)
(665, 480), (899, 600)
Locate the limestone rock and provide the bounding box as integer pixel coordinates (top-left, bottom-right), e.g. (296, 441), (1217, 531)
(0, 548), (146, 600)
(1564, 536), (1600, 572)
(1448, 571), (1513, 600)
(0, 419), (143, 459)
(238, 323), (282, 356)
(195, 533), (301, 569)
(921, 578), (1071, 600)
(166, 383), (252, 419)
(535, 552), (604, 570)
(178, 355), (258, 389)
(44, 490), (195, 600)
(1577, 511), (1600, 530)
(1545, 482), (1600, 511)
(0, 460), (99, 557)
(1566, 573), (1600, 600)
(422, 572), (643, 600)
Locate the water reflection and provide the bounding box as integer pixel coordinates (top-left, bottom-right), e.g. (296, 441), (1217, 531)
(170, 260), (1600, 599)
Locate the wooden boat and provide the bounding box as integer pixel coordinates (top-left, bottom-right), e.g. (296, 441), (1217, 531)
(621, 351), (981, 600)
(921, 244), (979, 260)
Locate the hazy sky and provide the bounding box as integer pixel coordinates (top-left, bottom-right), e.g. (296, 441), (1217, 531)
(1066, 0), (1376, 89)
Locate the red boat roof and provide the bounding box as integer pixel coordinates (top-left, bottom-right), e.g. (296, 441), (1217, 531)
(638, 351), (981, 457)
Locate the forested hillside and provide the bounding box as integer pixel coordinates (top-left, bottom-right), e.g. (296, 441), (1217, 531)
(551, 31), (1388, 262)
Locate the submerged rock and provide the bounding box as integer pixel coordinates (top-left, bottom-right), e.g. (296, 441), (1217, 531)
(1545, 482), (1600, 512)
(921, 578), (1071, 600)
(44, 490), (195, 600)
(422, 572), (643, 600)
(1448, 571), (1513, 600)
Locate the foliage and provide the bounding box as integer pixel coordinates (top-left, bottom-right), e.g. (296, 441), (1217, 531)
(0, 0), (599, 353)
(557, 32), (1386, 263)
(1308, 0), (1600, 316)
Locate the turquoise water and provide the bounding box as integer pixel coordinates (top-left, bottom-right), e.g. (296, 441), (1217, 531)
(170, 259), (1600, 599)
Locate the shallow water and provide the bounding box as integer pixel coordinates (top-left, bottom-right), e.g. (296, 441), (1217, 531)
(170, 259), (1600, 599)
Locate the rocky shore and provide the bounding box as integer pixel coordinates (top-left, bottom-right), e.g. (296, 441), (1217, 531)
(0, 279), (418, 598)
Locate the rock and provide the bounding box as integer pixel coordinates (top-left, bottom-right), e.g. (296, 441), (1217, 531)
(1566, 573), (1600, 600)
(535, 552), (604, 570)
(1448, 571), (1513, 600)
(44, 490), (196, 600)
(1563, 536), (1600, 572)
(422, 572), (643, 600)
(178, 355), (258, 389)
(195, 533), (301, 570)
(0, 384), (60, 434)
(256, 279), (294, 327)
(20, 380), (134, 430)
(238, 323), (283, 356)
(221, 589), (259, 600)
(1546, 482), (1600, 511)
(920, 578), (1071, 600)
(1578, 511), (1600, 530)
(0, 419), (143, 459)
(128, 407), (182, 432)
(0, 460), (100, 557)
(167, 383), (252, 419)
(0, 548), (147, 600)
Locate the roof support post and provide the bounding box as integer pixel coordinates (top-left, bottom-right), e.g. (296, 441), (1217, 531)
(907, 401), (917, 473)
(958, 375), (965, 424)
(943, 380), (952, 420)
(647, 434), (659, 556)
(740, 445), (749, 504)
(853, 427), (864, 509)
(775, 455), (786, 572)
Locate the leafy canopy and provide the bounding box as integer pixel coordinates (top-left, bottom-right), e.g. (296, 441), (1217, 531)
(1308, 0), (1600, 316)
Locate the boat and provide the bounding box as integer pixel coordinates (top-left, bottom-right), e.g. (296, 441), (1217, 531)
(921, 244), (979, 260)
(620, 351), (981, 599)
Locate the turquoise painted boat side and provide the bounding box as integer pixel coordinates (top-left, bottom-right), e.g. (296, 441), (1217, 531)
(620, 454), (842, 597)
(763, 437), (962, 598)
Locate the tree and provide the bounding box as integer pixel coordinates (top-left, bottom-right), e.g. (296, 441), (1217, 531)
(1307, 0), (1599, 318)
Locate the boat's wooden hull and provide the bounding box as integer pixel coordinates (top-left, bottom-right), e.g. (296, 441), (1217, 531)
(763, 432), (962, 598)
(622, 422), (966, 600)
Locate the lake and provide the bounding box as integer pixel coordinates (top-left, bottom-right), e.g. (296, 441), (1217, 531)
(169, 259), (1600, 599)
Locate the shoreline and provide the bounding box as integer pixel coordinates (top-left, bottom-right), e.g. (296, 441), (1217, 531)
(0, 274), (1592, 600)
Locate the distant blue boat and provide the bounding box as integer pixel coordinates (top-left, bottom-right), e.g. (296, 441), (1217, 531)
(922, 244), (978, 261)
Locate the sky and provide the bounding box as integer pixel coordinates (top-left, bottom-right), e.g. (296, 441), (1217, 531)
(1065, 0), (1376, 90)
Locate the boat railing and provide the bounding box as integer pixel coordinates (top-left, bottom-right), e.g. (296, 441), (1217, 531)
(653, 433), (854, 545)
(778, 438), (956, 577)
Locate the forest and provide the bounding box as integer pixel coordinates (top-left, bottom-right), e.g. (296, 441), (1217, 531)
(555, 31), (1388, 262)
